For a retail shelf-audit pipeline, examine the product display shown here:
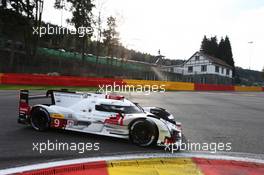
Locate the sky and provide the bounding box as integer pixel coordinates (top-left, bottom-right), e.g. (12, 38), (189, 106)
(42, 0), (264, 71)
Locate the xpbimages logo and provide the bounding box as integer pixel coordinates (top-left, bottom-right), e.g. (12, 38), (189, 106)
(32, 24), (93, 37)
(98, 82), (166, 95)
(164, 141), (232, 154)
(32, 140), (100, 154)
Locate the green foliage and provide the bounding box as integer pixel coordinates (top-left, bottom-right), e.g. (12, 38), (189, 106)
(0, 0), (7, 8)
(1, 0), (35, 18)
(54, 0), (64, 9)
(201, 35), (217, 57)
(54, 0), (95, 60)
(1, 0), (44, 58)
(1, 0), (179, 68)
(0, 8), (29, 40)
(54, 0), (94, 32)
(103, 16), (119, 64)
(236, 67), (264, 85)
(217, 38), (225, 62)
(68, 0), (94, 30)
(223, 36), (234, 67)
(201, 35), (235, 68)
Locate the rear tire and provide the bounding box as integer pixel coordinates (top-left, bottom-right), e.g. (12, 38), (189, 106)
(129, 119), (158, 147)
(30, 107), (50, 131)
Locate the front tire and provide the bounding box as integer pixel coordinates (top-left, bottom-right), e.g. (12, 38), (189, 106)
(30, 107), (50, 131)
(129, 119), (158, 147)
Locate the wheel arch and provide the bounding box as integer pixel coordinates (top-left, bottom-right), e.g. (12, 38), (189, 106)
(128, 117), (147, 130)
(128, 117), (159, 144)
(145, 116), (172, 144)
(29, 105), (51, 131)
(30, 105), (51, 116)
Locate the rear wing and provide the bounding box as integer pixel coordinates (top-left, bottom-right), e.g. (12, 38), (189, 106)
(19, 90), (55, 114)
(18, 89), (73, 124)
(19, 90), (30, 117)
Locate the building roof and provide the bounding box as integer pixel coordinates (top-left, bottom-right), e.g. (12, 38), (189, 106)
(200, 52), (233, 68)
(185, 51), (233, 69)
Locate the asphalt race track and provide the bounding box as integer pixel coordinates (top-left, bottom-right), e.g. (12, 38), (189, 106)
(0, 91), (264, 169)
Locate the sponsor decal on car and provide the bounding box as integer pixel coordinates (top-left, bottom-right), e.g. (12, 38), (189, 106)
(50, 113), (64, 119)
(104, 114), (124, 126)
(50, 118), (67, 129)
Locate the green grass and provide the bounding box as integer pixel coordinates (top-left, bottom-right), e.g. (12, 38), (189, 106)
(0, 84), (98, 91)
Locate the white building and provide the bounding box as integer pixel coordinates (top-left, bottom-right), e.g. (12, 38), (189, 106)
(161, 51), (233, 85)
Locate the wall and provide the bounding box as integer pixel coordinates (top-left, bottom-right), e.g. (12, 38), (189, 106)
(0, 73), (263, 92)
(235, 86), (263, 92)
(195, 84), (234, 91)
(0, 73), (124, 87)
(124, 79), (195, 91)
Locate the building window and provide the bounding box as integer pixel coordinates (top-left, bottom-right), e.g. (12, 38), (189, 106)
(195, 56), (200, 61)
(201, 65), (207, 72)
(222, 68), (224, 74)
(226, 69), (230, 75)
(188, 66), (193, 73)
(215, 66), (219, 73)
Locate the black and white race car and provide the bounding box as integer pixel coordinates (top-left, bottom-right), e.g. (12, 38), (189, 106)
(18, 90), (182, 147)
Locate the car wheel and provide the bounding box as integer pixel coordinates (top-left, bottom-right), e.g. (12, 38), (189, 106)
(129, 119), (158, 147)
(30, 107), (50, 131)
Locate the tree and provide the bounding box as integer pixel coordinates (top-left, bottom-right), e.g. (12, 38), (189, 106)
(1, 0), (7, 8)
(200, 35), (209, 52)
(209, 36), (218, 57)
(103, 16), (119, 66)
(200, 35), (218, 57)
(95, 11), (102, 66)
(223, 36), (234, 68)
(200, 35), (235, 78)
(55, 0), (95, 61)
(217, 37), (225, 62)
(221, 36), (235, 77)
(54, 0), (65, 9)
(3, 0), (34, 16)
(200, 35), (234, 67)
(1, 0), (44, 59)
(94, 0), (107, 68)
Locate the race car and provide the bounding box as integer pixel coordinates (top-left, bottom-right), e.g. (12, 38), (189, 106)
(18, 90), (182, 147)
